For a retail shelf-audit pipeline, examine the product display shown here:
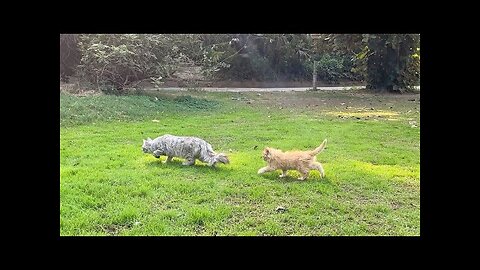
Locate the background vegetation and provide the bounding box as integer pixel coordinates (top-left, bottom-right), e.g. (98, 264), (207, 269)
(60, 34), (420, 93)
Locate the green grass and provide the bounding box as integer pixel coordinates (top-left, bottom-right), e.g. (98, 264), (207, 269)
(60, 90), (420, 236)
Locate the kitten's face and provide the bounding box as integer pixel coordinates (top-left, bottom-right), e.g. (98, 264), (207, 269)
(262, 148), (272, 161)
(142, 138), (152, 153)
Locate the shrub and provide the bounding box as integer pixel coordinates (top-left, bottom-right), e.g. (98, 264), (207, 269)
(316, 54), (344, 83)
(77, 34), (194, 93)
(305, 54), (362, 84)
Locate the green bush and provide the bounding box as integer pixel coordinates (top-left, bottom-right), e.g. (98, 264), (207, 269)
(77, 35), (155, 92)
(303, 54), (362, 83)
(316, 54), (344, 83)
(77, 34), (193, 93)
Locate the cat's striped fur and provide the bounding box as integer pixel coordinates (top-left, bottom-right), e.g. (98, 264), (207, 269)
(142, 134), (229, 166)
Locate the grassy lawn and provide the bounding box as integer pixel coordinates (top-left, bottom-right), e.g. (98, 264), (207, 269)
(60, 89), (420, 236)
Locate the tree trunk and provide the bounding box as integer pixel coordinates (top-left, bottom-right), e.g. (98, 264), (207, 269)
(313, 61), (317, 91)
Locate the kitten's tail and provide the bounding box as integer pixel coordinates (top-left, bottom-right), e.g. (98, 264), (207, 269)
(310, 139), (327, 156)
(213, 153), (230, 164)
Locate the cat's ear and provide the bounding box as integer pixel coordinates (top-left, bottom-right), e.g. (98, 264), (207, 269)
(147, 137), (152, 141)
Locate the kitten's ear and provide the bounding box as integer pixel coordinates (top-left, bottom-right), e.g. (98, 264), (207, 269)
(147, 137), (152, 141)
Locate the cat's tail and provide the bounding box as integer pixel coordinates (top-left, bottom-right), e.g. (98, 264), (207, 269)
(213, 153), (230, 164)
(310, 139), (327, 156)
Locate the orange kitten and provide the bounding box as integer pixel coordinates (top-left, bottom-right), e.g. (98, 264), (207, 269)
(258, 139), (327, 180)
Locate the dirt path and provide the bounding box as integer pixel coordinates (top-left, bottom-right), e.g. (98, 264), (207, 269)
(147, 86), (419, 92)
(148, 86), (364, 92)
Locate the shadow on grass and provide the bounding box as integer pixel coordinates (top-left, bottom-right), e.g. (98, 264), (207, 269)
(259, 172), (332, 184)
(145, 159), (230, 172)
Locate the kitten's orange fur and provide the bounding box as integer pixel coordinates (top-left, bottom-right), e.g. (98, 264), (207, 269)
(258, 139), (327, 180)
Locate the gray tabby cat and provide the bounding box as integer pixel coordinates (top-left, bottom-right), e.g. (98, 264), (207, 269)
(142, 134), (229, 167)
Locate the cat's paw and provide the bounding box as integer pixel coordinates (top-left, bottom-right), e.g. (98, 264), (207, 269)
(153, 150), (162, 158)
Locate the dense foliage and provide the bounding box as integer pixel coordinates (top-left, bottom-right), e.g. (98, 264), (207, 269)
(319, 34), (420, 92)
(60, 34), (420, 93)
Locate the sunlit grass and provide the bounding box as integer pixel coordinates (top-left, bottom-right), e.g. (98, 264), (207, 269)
(327, 110), (399, 118)
(60, 90), (420, 236)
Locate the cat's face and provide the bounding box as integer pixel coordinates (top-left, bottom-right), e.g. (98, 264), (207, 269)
(142, 138), (152, 153)
(262, 148), (272, 161)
